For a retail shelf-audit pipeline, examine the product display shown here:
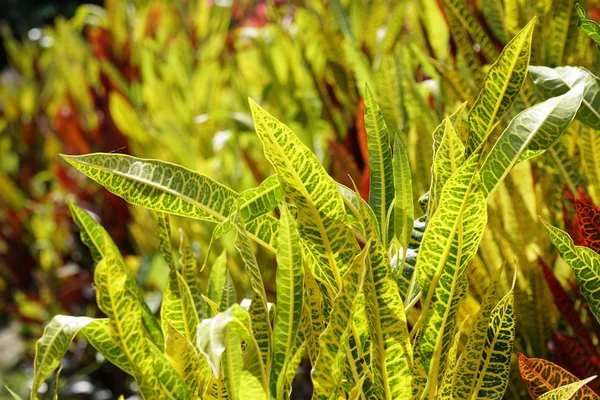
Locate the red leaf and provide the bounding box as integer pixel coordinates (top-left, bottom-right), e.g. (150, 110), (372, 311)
(573, 199), (600, 253)
(539, 257), (594, 350)
(327, 139), (362, 188)
(518, 352), (599, 399)
(550, 334), (600, 394)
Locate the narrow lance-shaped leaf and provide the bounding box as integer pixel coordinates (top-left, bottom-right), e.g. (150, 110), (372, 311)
(538, 376), (597, 400)
(529, 66), (600, 130)
(165, 323), (203, 396)
(479, 83), (584, 198)
(467, 18), (536, 154)
(431, 118), (465, 215)
(95, 234), (190, 399)
(440, 0), (498, 62)
(179, 231), (206, 321)
(453, 267), (503, 398)
(206, 251), (227, 317)
(518, 353), (600, 399)
(468, 286), (516, 400)
(364, 85), (394, 243)
(357, 197), (412, 399)
(249, 99), (360, 293)
(392, 134), (414, 269)
(545, 0), (578, 67)
(414, 154), (487, 392)
(31, 316), (94, 399)
(219, 269), (237, 312)
(576, 4), (600, 45)
(158, 212), (199, 343)
(68, 202), (163, 346)
(270, 205), (304, 399)
(61, 153), (278, 251)
(80, 319), (134, 376)
(541, 219), (600, 324)
(311, 244), (369, 400)
(234, 216), (272, 369)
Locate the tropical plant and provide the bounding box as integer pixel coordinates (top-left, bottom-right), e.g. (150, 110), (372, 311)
(26, 16), (600, 398)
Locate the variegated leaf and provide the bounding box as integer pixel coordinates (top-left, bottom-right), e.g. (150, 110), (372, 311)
(61, 153), (278, 251)
(541, 220), (600, 324)
(479, 82), (584, 197)
(270, 205), (304, 399)
(467, 19), (536, 154)
(249, 100), (359, 293)
(311, 245), (369, 399)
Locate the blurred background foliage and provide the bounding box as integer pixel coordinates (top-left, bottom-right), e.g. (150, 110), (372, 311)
(3, 0), (600, 398)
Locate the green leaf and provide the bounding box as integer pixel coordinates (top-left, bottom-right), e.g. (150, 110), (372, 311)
(6, 386), (23, 400)
(392, 134), (414, 278)
(529, 66), (600, 130)
(440, 0), (498, 62)
(165, 323), (203, 396)
(357, 198), (412, 399)
(161, 267), (199, 343)
(270, 205), (304, 399)
(179, 232), (206, 321)
(249, 99), (359, 292)
(311, 244), (369, 399)
(431, 118), (465, 214)
(61, 153), (278, 251)
(538, 376), (597, 400)
(31, 315), (94, 398)
(467, 18), (536, 154)
(207, 251), (228, 317)
(545, 0), (579, 67)
(414, 154), (487, 391)
(576, 4), (600, 45)
(68, 202), (164, 347)
(479, 82), (584, 197)
(156, 212), (174, 268)
(541, 219), (600, 324)
(197, 305), (268, 399)
(481, 0), (509, 43)
(453, 267), (502, 398)
(80, 319), (134, 376)
(468, 286), (516, 400)
(364, 85), (394, 243)
(233, 216), (272, 369)
(219, 269), (237, 312)
(95, 235), (189, 399)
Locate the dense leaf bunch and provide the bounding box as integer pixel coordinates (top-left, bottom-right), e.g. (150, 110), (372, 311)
(12, 0), (600, 399)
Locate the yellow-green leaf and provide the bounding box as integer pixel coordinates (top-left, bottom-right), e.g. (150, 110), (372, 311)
(311, 244), (369, 400)
(270, 205), (304, 399)
(364, 85), (394, 243)
(31, 316), (94, 399)
(538, 376), (598, 400)
(249, 99), (359, 292)
(467, 18), (536, 154)
(541, 219), (600, 324)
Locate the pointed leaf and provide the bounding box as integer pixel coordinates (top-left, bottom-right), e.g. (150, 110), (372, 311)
(529, 66), (600, 130)
(479, 83), (584, 197)
(32, 316), (94, 398)
(61, 153), (278, 251)
(249, 100), (359, 292)
(270, 205), (304, 399)
(538, 376), (597, 400)
(542, 219), (600, 324)
(576, 4), (600, 45)
(518, 354), (599, 399)
(311, 245), (369, 399)
(364, 85), (394, 243)
(81, 319), (133, 376)
(467, 19), (536, 154)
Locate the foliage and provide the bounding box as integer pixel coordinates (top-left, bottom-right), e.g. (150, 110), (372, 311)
(4, 0), (600, 398)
